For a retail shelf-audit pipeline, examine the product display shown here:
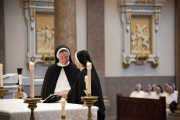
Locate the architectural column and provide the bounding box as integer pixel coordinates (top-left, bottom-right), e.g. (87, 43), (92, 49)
(175, 0), (180, 115)
(54, 0), (76, 62)
(87, 0), (105, 77)
(0, 0), (5, 73)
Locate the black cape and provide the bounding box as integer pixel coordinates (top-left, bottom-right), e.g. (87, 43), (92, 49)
(41, 45), (79, 100)
(68, 50), (105, 120)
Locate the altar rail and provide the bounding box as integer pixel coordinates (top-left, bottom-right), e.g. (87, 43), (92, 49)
(116, 93), (166, 120)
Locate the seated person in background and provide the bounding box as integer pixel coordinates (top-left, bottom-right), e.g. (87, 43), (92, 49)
(41, 45), (79, 100)
(152, 84), (157, 93)
(143, 84), (156, 99)
(163, 83), (169, 94)
(170, 83), (178, 97)
(153, 85), (163, 99)
(60, 50), (105, 120)
(130, 83), (145, 98)
(164, 86), (177, 109)
(164, 86), (177, 117)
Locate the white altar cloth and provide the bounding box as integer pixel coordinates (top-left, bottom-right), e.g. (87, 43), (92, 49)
(0, 99), (98, 120)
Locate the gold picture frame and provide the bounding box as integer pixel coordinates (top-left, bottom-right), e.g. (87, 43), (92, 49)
(35, 11), (54, 56)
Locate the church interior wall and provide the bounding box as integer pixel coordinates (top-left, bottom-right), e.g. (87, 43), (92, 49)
(4, 0), (175, 78)
(105, 0), (175, 77)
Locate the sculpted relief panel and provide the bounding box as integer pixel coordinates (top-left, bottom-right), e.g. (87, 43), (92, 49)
(130, 15), (153, 55)
(131, 24), (150, 53)
(36, 12), (54, 55)
(37, 26), (54, 54)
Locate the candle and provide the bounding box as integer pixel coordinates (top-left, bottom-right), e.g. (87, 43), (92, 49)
(61, 98), (66, 116)
(87, 62), (92, 95)
(19, 74), (22, 85)
(85, 75), (88, 90)
(29, 62), (35, 99)
(0, 64), (3, 87)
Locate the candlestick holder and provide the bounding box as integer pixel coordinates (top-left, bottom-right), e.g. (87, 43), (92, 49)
(0, 87), (8, 99)
(18, 85), (24, 99)
(81, 91), (98, 120)
(24, 98), (41, 120)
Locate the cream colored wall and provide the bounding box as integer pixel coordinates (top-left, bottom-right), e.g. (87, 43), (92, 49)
(4, 0), (175, 77)
(105, 0), (175, 76)
(4, 0), (87, 78)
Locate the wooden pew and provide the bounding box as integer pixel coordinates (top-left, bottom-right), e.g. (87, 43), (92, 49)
(116, 93), (166, 120)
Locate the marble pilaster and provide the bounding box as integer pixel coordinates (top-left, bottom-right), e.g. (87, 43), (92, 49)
(54, 0), (77, 62)
(175, 0), (180, 115)
(0, 0), (5, 73)
(87, 0), (105, 77)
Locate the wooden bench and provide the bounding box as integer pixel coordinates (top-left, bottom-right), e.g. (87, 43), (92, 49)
(116, 93), (166, 120)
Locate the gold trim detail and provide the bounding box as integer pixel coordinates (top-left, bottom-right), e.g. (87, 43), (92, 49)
(127, 7), (131, 10)
(128, 13), (131, 20)
(30, 56), (35, 62)
(31, 18), (35, 22)
(156, 8), (160, 10)
(135, 54), (149, 63)
(32, 9), (35, 17)
(157, 13), (159, 21)
(126, 20), (130, 24)
(123, 62), (130, 69)
(142, 0), (147, 3)
(47, 4), (50, 7)
(61, 116), (65, 119)
(126, 29), (129, 32)
(141, 8), (143, 10)
(151, 62), (159, 68)
(41, 54), (55, 64)
(148, 0), (154, 3)
(31, 27), (33, 31)
(30, 3), (35, 6)
(136, 0), (141, 3)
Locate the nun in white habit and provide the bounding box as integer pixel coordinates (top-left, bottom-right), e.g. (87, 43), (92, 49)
(153, 85), (163, 99)
(130, 83), (145, 98)
(170, 83), (178, 97)
(143, 84), (156, 99)
(152, 84), (157, 93)
(164, 86), (177, 118)
(163, 83), (169, 95)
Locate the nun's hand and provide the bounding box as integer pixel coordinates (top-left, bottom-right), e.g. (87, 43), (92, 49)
(60, 92), (68, 99)
(166, 105), (169, 109)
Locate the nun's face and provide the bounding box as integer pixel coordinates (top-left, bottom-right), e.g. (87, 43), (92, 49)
(165, 85), (168, 91)
(58, 52), (69, 65)
(153, 85), (156, 91)
(156, 88), (160, 94)
(147, 86), (151, 93)
(136, 85), (140, 92)
(168, 87), (172, 94)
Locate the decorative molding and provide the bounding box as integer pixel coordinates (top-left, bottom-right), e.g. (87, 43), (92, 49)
(23, 0), (54, 64)
(119, 0), (165, 68)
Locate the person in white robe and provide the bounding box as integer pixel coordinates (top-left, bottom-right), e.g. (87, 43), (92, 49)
(152, 84), (157, 93)
(153, 85), (163, 99)
(164, 86), (177, 118)
(130, 83), (145, 98)
(170, 83), (178, 97)
(163, 83), (169, 95)
(143, 84), (156, 99)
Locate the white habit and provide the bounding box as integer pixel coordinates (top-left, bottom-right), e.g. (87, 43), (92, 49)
(153, 93), (163, 99)
(54, 62), (71, 94)
(143, 91), (156, 99)
(164, 93), (177, 104)
(130, 91), (145, 98)
(174, 90), (178, 96)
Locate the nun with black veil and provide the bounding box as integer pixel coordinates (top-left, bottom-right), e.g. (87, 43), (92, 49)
(60, 50), (105, 120)
(41, 45), (79, 100)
